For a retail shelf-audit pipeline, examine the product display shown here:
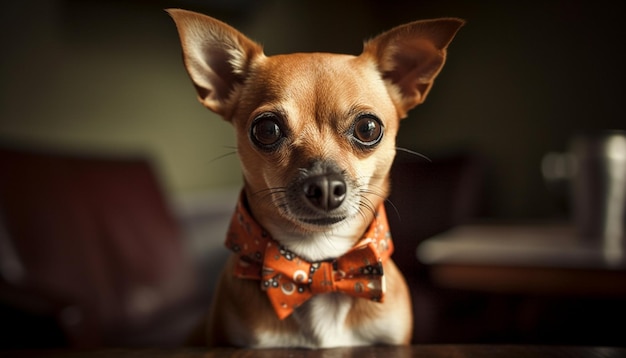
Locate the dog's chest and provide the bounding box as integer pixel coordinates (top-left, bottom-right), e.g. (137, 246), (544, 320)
(256, 294), (368, 348)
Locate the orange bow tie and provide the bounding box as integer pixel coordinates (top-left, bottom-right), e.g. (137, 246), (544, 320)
(225, 192), (394, 319)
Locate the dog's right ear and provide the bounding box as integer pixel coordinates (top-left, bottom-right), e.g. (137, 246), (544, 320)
(362, 18), (464, 118)
(167, 9), (264, 118)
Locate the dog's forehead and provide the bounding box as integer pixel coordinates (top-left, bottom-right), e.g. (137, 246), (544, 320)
(261, 53), (383, 97)
(257, 53), (366, 83)
(241, 53), (394, 121)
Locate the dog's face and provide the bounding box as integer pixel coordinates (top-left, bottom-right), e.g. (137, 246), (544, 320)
(232, 53), (399, 233)
(168, 9), (463, 257)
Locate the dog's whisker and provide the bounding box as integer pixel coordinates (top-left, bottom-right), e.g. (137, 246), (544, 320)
(359, 186), (387, 198)
(356, 183), (400, 221)
(208, 151), (238, 164)
(384, 198), (401, 222)
(248, 187), (289, 205)
(354, 175), (388, 193)
(360, 173), (386, 181)
(355, 204), (369, 222)
(396, 147), (432, 162)
(321, 231), (342, 250)
(356, 182), (387, 198)
(252, 187), (287, 197)
(357, 195), (378, 218)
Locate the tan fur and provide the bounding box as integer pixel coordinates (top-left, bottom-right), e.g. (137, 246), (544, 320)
(167, 8), (463, 348)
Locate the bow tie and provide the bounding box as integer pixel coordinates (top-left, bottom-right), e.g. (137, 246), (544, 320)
(224, 192), (394, 320)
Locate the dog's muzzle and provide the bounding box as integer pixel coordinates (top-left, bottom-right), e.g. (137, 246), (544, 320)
(286, 160), (353, 225)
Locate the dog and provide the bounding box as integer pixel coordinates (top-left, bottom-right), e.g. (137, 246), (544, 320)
(167, 9), (463, 348)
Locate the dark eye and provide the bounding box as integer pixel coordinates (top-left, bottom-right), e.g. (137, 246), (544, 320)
(251, 113), (284, 149)
(353, 115), (383, 147)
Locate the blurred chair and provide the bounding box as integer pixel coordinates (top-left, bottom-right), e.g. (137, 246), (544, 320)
(0, 144), (212, 349)
(386, 150), (485, 273)
(385, 150), (485, 343)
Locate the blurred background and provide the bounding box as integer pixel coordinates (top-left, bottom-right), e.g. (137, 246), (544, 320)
(2, 0), (624, 218)
(1, 0), (625, 349)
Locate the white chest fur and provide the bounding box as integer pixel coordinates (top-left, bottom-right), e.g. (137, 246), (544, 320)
(255, 294), (368, 348)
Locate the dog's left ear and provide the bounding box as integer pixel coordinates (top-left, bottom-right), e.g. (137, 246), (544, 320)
(167, 9), (264, 119)
(363, 18), (464, 117)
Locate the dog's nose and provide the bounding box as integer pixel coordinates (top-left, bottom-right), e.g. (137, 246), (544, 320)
(303, 174), (346, 211)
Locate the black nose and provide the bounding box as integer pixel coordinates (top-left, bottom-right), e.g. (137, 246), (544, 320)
(303, 173), (346, 211)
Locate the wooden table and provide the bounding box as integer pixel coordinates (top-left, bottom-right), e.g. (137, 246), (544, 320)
(417, 223), (626, 296)
(413, 223), (626, 345)
(5, 345), (626, 358)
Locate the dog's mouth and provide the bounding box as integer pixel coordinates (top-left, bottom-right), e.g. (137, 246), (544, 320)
(298, 215), (347, 226)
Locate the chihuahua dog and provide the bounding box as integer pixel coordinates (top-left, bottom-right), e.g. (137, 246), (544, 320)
(167, 9), (463, 348)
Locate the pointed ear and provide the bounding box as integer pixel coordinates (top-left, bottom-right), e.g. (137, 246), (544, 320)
(167, 9), (264, 118)
(363, 18), (464, 117)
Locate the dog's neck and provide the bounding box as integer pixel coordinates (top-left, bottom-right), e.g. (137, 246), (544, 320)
(241, 189), (383, 262)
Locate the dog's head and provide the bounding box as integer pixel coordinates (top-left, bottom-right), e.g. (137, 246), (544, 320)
(168, 9), (463, 259)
